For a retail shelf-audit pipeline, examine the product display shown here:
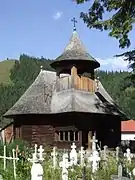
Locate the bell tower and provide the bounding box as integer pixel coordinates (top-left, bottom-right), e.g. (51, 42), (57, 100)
(50, 18), (100, 80)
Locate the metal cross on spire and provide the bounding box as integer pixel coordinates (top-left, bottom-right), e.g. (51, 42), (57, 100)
(71, 17), (77, 31)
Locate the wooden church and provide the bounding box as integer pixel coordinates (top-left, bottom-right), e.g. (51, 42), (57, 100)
(4, 24), (127, 149)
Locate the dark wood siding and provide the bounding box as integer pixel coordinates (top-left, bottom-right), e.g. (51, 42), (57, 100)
(21, 125), (32, 142)
(12, 113), (121, 149)
(31, 125), (54, 147)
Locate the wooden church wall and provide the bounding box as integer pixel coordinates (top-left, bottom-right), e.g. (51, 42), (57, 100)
(13, 115), (82, 149)
(14, 123), (55, 147)
(13, 114), (121, 149)
(31, 125), (54, 147)
(95, 116), (121, 148)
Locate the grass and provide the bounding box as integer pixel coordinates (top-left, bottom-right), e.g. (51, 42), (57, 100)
(0, 60), (15, 84)
(0, 140), (135, 180)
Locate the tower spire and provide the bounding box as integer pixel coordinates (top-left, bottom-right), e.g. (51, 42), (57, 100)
(71, 17), (77, 31)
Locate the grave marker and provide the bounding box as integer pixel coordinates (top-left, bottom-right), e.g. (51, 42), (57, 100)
(111, 164), (131, 180)
(0, 146), (19, 179)
(38, 145), (44, 161)
(31, 155), (43, 180)
(59, 153), (71, 180)
(79, 147), (85, 167)
(124, 148), (133, 164)
(116, 147), (120, 162)
(51, 146), (57, 169)
(89, 150), (100, 173)
(90, 135), (98, 151)
(70, 143), (77, 166)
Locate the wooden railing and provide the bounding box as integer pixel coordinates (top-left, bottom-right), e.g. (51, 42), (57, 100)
(57, 66), (95, 92)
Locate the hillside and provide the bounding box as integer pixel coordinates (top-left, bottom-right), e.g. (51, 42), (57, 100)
(0, 60), (15, 84)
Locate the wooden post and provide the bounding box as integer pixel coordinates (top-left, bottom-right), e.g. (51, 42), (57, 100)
(71, 66), (77, 88)
(73, 132), (76, 141)
(63, 132), (65, 141)
(71, 66), (77, 76)
(58, 132), (60, 141)
(68, 132), (70, 141)
(78, 132), (79, 141)
(15, 145), (19, 158)
(4, 146), (6, 170)
(12, 149), (16, 179)
(88, 131), (92, 150)
(56, 71), (60, 92)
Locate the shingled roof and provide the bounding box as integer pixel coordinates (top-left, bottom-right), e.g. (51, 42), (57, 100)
(51, 30), (100, 70)
(4, 70), (56, 116)
(4, 29), (127, 120)
(4, 70), (127, 119)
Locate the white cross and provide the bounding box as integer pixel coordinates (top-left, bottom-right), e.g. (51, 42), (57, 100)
(71, 142), (76, 149)
(89, 150), (100, 173)
(12, 149), (17, 179)
(28, 145), (43, 164)
(15, 145), (19, 158)
(111, 163), (131, 180)
(79, 147), (85, 166)
(59, 153), (71, 180)
(3, 145), (6, 170)
(124, 148), (133, 164)
(51, 147), (57, 169)
(90, 136), (98, 151)
(0, 146), (18, 179)
(38, 145), (44, 161)
(116, 146), (120, 162)
(28, 145), (44, 180)
(70, 143), (77, 166)
(32, 153), (38, 164)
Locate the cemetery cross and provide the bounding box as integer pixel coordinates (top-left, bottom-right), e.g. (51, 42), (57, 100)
(51, 146), (57, 169)
(90, 135), (98, 151)
(70, 142), (78, 166)
(111, 163), (131, 180)
(38, 145), (44, 161)
(79, 146), (85, 167)
(59, 153), (71, 180)
(89, 150), (100, 173)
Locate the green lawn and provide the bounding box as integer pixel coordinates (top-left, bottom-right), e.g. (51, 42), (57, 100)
(0, 60), (15, 84)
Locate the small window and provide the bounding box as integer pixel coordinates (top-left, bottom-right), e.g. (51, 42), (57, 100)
(54, 131), (79, 142)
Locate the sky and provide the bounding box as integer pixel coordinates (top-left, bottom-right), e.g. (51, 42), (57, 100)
(0, 0), (134, 71)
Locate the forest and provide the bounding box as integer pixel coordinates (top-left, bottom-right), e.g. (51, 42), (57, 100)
(0, 54), (134, 128)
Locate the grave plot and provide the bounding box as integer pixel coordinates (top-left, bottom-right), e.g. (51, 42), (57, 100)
(0, 137), (135, 179)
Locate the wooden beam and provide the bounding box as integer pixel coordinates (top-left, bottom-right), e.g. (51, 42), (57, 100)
(88, 131), (92, 150)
